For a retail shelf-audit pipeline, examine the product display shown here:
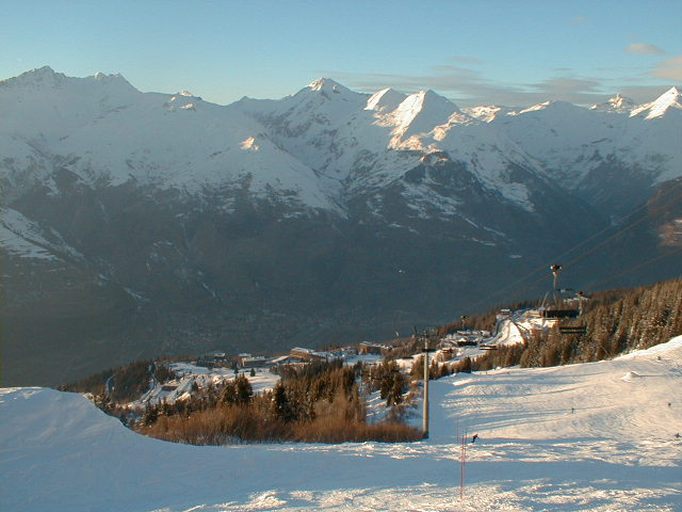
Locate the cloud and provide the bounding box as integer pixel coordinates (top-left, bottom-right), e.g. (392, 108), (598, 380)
(619, 84), (678, 101)
(526, 77), (603, 98)
(652, 55), (682, 81)
(626, 43), (665, 55)
(332, 64), (610, 107)
(327, 52), (679, 107)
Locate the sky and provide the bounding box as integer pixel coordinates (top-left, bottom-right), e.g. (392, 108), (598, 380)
(1, 0), (681, 107)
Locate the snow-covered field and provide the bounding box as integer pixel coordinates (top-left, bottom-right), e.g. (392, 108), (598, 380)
(2, 337), (681, 511)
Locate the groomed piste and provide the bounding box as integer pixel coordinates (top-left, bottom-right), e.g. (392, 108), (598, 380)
(2, 336), (681, 511)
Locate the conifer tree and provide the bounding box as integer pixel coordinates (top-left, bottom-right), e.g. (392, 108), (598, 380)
(235, 374), (253, 405)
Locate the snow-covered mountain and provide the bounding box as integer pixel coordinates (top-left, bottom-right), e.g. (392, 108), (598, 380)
(630, 86), (682, 119)
(590, 93), (636, 113)
(2, 67), (680, 215)
(2, 67), (681, 385)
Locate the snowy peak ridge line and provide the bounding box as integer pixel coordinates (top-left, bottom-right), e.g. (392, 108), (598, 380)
(307, 77), (350, 93)
(590, 93), (636, 113)
(387, 89), (461, 138)
(294, 77), (368, 106)
(1, 67), (682, 213)
(630, 86), (682, 119)
(0, 65), (137, 93)
(0, 65), (64, 87)
(365, 88), (408, 112)
(462, 105), (513, 123)
(516, 99), (585, 115)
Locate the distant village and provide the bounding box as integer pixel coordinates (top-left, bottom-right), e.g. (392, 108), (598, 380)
(195, 329), (492, 371)
(196, 341), (392, 370)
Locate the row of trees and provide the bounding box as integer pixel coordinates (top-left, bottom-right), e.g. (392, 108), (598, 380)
(63, 360), (177, 403)
(365, 360), (409, 407)
(472, 278), (682, 371)
(138, 360), (421, 444)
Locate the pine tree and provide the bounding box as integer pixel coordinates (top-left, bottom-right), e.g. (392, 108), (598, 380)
(387, 373), (406, 406)
(235, 374), (253, 405)
(272, 382), (294, 422)
(142, 404), (158, 426)
(221, 382), (237, 405)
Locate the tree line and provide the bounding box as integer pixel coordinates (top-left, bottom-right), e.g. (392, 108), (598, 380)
(138, 360), (421, 444)
(472, 278), (682, 370)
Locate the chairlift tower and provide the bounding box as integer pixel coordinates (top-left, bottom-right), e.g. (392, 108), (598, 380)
(543, 264), (588, 335)
(417, 327), (436, 439)
(550, 263), (563, 305)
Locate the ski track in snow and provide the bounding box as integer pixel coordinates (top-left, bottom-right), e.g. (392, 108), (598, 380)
(1, 337), (681, 511)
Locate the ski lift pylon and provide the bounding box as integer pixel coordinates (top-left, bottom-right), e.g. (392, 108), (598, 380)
(542, 264), (586, 335)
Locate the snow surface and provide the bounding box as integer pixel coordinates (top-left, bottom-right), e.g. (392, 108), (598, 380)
(590, 94), (636, 113)
(630, 87), (682, 120)
(2, 336), (681, 511)
(0, 207), (82, 261)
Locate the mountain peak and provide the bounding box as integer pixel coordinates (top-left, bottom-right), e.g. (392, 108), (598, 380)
(463, 104), (513, 123)
(409, 89), (458, 110)
(27, 65), (58, 76)
(590, 93), (636, 113)
(388, 89), (459, 139)
(655, 86), (681, 105)
(631, 86), (682, 120)
(365, 87), (407, 112)
(1, 67), (137, 95)
(89, 71), (134, 89)
(1, 66), (65, 88)
(307, 77), (349, 94)
(608, 93), (635, 109)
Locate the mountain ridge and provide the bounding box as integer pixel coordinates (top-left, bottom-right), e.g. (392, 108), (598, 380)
(2, 68), (681, 386)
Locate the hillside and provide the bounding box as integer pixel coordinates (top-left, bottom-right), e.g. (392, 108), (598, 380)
(2, 336), (681, 511)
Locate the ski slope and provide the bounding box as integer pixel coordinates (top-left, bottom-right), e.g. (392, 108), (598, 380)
(2, 337), (681, 511)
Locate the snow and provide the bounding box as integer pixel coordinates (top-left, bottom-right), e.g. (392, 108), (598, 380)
(364, 87), (407, 112)
(384, 89), (459, 143)
(0, 211), (56, 260)
(462, 104), (513, 123)
(2, 336), (681, 511)
(0, 68), (337, 212)
(2, 68), (682, 226)
(630, 87), (682, 120)
(590, 93), (636, 113)
(0, 207), (82, 261)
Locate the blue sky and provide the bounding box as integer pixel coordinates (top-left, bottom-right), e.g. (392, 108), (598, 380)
(1, 0), (680, 106)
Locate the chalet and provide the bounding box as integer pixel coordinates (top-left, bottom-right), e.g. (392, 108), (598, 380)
(436, 347), (455, 362)
(238, 355), (268, 368)
(289, 347), (328, 362)
(196, 350), (228, 367)
(340, 345), (358, 356)
(358, 342), (388, 355)
(270, 355), (301, 366)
